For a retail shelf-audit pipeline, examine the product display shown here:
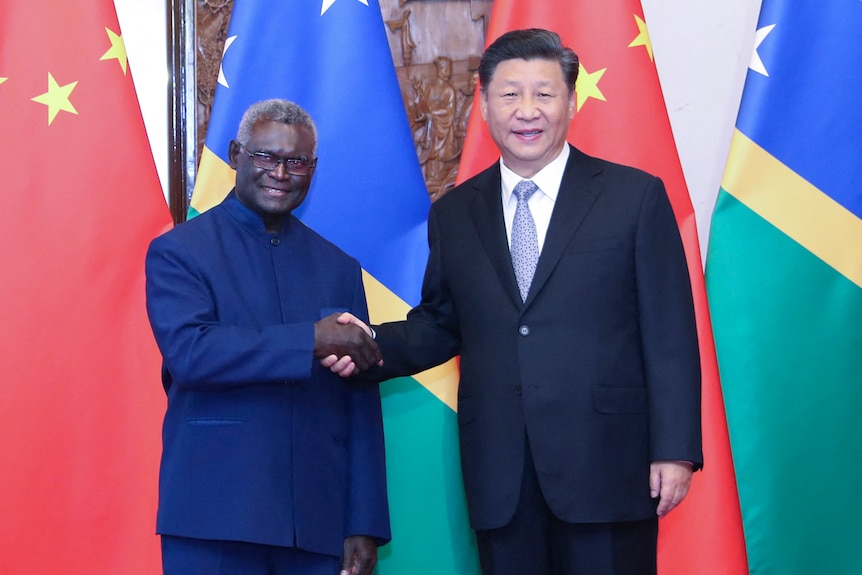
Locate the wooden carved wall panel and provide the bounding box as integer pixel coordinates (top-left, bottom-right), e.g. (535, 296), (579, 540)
(171, 0), (492, 218)
(383, 0), (492, 200)
(194, 0), (233, 170)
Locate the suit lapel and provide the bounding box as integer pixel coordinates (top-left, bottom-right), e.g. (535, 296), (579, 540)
(525, 146), (603, 307)
(468, 166), (525, 309)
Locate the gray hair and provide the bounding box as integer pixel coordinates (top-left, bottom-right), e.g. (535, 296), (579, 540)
(236, 99), (318, 153)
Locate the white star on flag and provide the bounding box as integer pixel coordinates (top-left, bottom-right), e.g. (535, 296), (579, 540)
(321, 0), (368, 16)
(749, 24), (775, 77)
(218, 35), (237, 88)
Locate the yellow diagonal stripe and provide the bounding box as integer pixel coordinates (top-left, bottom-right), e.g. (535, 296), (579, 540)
(363, 270), (459, 412)
(722, 128), (862, 288)
(192, 146), (236, 214)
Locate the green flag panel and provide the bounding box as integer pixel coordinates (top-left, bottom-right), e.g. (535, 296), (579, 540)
(707, 191), (862, 575)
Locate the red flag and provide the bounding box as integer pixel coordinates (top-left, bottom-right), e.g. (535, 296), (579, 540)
(459, 3), (748, 574)
(0, 1), (171, 573)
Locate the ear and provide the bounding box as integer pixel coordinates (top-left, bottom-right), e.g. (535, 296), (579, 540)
(228, 140), (241, 169)
(480, 92), (488, 121)
(568, 90), (576, 119)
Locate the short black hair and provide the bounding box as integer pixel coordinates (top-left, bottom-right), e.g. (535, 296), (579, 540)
(478, 28), (579, 95)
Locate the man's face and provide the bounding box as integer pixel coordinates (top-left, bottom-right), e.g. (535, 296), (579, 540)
(228, 120), (316, 232)
(480, 58), (575, 178)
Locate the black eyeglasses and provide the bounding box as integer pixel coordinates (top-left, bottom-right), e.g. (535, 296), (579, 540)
(237, 142), (316, 176)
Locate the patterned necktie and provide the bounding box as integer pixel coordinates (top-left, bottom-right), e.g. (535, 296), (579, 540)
(511, 179), (539, 302)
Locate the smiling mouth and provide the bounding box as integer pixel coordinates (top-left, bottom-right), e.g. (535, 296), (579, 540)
(262, 186), (290, 195)
(515, 129), (542, 138)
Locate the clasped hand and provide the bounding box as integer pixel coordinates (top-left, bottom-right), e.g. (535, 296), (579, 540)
(314, 313), (382, 377)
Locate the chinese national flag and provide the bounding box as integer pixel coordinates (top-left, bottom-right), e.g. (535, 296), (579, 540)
(0, 1), (171, 573)
(459, 3), (749, 574)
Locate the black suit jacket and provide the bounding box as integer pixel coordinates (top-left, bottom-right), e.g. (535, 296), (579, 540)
(373, 145), (702, 530)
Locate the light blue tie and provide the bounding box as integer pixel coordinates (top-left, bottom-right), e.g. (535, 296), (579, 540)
(511, 180), (539, 302)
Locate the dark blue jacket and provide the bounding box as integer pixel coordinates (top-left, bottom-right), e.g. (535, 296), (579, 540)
(145, 192), (390, 557)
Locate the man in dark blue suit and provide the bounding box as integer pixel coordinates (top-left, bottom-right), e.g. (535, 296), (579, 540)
(146, 99), (389, 575)
(332, 29), (702, 575)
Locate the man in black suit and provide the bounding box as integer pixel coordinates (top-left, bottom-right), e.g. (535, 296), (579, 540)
(330, 28), (701, 575)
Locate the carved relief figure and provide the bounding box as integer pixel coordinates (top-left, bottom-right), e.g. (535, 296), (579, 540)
(404, 72), (430, 165)
(385, 9), (417, 66)
(416, 56), (461, 199)
(470, 0), (493, 43)
(456, 65), (480, 153)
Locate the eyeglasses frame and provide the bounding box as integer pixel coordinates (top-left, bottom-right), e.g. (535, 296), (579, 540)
(235, 141), (317, 176)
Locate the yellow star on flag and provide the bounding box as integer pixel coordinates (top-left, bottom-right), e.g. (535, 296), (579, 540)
(0, 77), (7, 86)
(31, 72), (78, 125)
(575, 63), (606, 112)
(628, 14), (654, 62)
(100, 27), (128, 74)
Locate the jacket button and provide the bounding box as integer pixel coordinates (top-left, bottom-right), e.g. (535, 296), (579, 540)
(519, 325), (530, 336)
(270, 237), (281, 246)
(514, 386), (522, 395)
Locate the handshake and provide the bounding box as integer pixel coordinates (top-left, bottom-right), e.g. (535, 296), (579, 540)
(313, 312), (381, 377)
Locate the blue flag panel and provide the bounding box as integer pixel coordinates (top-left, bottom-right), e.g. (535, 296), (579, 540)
(735, 1), (862, 218)
(206, 0), (430, 305)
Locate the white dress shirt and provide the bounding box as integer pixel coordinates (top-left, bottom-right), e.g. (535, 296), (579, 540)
(500, 144), (570, 255)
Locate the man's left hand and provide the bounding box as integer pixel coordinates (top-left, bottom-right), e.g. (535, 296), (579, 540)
(320, 313), (381, 378)
(314, 313), (381, 373)
(340, 535), (377, 575)
(649, 460), (693, 517)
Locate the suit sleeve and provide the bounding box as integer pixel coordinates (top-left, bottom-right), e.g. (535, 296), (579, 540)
(635, 177), (703, 468)
(370, 205), (461, 380)
(145, 234), (315, 390)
